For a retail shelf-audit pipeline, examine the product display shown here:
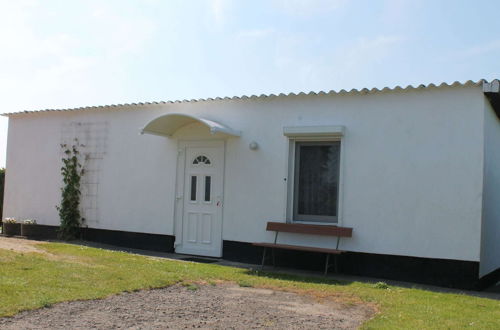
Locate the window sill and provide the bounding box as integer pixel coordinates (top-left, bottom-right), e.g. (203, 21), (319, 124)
(292, 220), (339, 226)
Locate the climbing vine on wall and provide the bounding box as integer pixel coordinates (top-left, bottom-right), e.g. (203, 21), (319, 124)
(57, 140), (85, 240)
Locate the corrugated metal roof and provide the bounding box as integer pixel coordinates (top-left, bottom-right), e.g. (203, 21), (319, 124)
(2, 79), (495, 116)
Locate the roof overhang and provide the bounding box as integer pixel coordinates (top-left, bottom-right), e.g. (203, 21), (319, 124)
(483, 80), (500, 119)
(140, 113), (241, 138)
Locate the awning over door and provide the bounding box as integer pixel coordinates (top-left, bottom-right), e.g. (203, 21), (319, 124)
(141, 113), (241, 137)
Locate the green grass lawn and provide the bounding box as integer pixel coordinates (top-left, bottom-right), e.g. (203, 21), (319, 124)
(0, 242), (499, 329)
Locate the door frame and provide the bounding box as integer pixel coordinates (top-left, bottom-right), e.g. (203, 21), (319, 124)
(173, 140), (225, 257)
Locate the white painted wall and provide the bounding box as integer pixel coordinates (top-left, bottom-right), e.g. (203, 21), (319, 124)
(4, 108), (178, 235)
(480, 100), (500, 277)
(3, 85), (487, 262)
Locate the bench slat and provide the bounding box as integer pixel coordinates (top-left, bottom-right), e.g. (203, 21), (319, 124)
(253, 242), (344, 254)
(266, 222), (352, 237)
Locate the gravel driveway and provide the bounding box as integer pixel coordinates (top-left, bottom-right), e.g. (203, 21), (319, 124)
(0, 284), (373, 329)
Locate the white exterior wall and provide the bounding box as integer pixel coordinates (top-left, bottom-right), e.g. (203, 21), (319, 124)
(480, 100), (500, 276)
(4, 108), (179, 235)
(3, 86), (485, 262)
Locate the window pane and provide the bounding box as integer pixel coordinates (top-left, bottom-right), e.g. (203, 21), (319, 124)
(295, 142), (340, 218)
(193, 155), (211, 165)
(204, 176), (211, 202)
(190, 176), (197, 201)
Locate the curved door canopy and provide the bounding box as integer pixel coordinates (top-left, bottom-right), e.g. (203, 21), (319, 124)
(141, 113), (241, 138)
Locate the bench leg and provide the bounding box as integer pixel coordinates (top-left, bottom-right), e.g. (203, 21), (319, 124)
(261, 247), (267, 270)
(324, 253), (330, 276)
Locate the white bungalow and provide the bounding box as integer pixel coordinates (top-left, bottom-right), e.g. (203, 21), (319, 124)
(2, 79), (500, 289)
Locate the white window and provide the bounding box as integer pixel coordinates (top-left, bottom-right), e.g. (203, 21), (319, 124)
(285, 126), (344, 224)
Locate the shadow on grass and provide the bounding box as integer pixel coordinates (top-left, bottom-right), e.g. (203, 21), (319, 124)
(240, 267), (500, 300)
(66, 240), (353, 286)
(64, 239), (500, 300)
(242, 268), (352, 286)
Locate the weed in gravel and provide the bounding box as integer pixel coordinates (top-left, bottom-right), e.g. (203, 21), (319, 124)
(238, 280), (253, 288)
(181, 282), (199, 291)
(187, 284), (198, 291)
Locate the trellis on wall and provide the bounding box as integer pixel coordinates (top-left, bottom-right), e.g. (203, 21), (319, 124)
(61, 121), (109, 226)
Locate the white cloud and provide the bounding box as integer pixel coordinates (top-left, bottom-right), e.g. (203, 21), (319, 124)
(210, 0), (233, 25)
(0, 1), (159, 167)
(236, 28), (274, 39)
(272, 34), (404, 91)
(272, 0), (348, 17)
(87, 3), (156, 56)
(453, 40), (500, 59)
(380, 0), (418, 26)
(0, 1), (158, 109)
(338, 35), (403, 68)
(324, 35), (405, 88)
(273, 34), (306, 70)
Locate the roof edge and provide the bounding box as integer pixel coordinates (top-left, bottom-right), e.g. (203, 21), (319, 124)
(2, 79), (492, 116)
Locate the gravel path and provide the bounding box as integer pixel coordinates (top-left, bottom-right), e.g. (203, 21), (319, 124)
(0, 284), (373, 329)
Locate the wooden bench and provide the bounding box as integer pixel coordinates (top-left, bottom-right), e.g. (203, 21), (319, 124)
(252, 222), (353, 275)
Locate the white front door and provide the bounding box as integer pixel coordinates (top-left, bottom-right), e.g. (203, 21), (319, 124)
(175, 141), (224, 257)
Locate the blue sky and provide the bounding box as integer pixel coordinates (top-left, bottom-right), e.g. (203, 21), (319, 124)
(1, 0), (500, 167)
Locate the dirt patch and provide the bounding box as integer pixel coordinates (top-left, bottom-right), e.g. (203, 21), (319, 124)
(0, 284), (374, 329)
(0, 237), (49, 255)
(0, 237), (98, 266)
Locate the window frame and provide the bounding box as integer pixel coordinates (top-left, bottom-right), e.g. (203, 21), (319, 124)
(286, 133), (345, 225)
(292, 141), (340, 223)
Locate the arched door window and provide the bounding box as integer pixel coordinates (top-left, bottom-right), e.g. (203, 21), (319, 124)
(192, 155), (211, 165)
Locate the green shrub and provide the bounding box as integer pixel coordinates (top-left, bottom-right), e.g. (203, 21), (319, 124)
(57, 143), (84, 240)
